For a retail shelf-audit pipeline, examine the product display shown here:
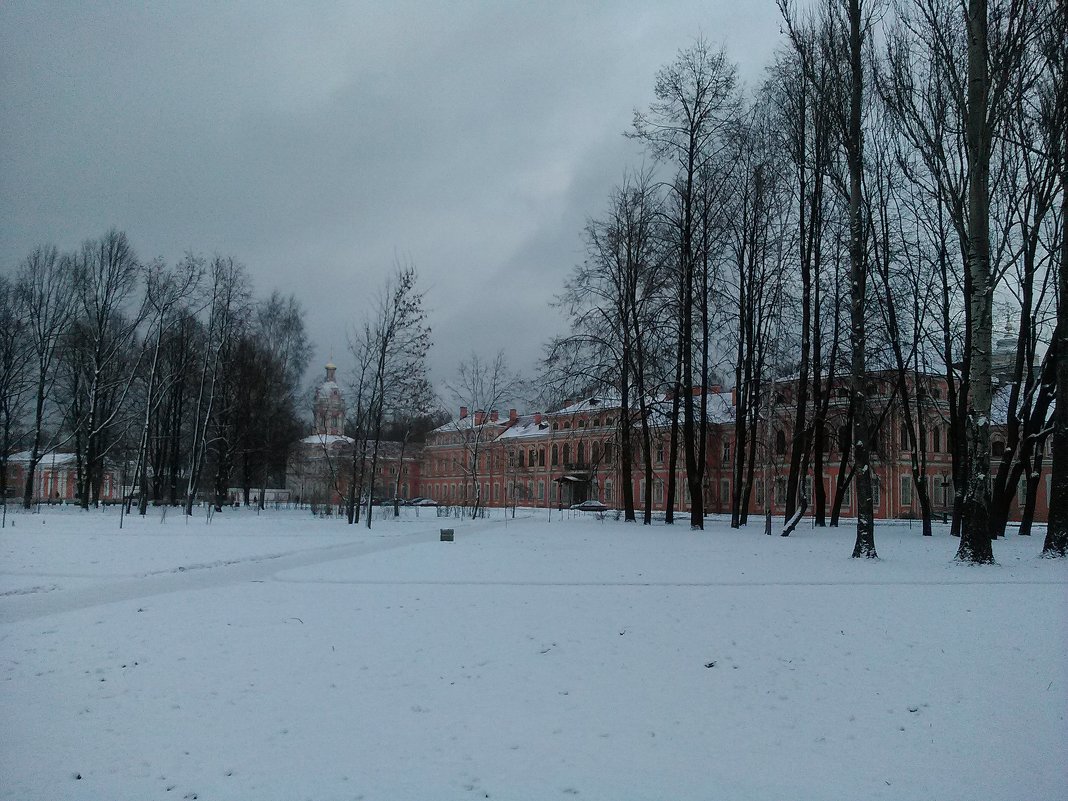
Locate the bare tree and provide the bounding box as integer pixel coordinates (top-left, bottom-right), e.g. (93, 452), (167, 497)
(184, 256), (250, 515)
(67, 229), (148, 508)
(363, 263), (431, 528)
(985, 7), (1060, 539)
(17, 246), (76, 509)
(343, 324), (377, 524)
(770, 18), (836, 532)
(131, 257), (202, 514)
(0, 275), (30, 515)
(389, 376), (435, 515)
(720, 92), (794, 529)
(632, 37), (740, 529)
(958, 0), (1042, 562)
(867, 121), (938, 536)
(231, 292), (311, 509)
(1043, 0), (1067, 557)
(548, 170), (666, 523)
(843, 0), (878, 558)
(447, 351), (519, 519)
(783, 0), (878, 555)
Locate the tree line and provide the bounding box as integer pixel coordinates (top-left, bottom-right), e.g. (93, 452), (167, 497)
(545, 0), (1066, 560)
(0, 229), (311, 515)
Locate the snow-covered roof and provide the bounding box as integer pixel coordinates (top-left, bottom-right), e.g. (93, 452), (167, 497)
(296, 435), (423, 461)
(703, 391), (735, 425)
(429, 416), (507, 435)
(497, 415), (552, 441)
(6, 451), (79, 466)
(549, 396), (621, 417)
(300, 433), (354, 446)
(497, 391), (736, 439)
(644, 391), (736, 428)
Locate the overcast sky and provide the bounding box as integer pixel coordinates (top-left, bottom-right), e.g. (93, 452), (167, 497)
(1, 1), (787, 402)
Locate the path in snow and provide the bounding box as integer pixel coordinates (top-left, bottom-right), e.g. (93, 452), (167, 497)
(0, 525), (445, 625)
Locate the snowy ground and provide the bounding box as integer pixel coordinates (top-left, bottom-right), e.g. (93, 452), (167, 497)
(1, 506), (1065, 801)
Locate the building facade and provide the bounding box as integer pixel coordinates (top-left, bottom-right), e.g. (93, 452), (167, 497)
(4, 451), (123, 504)
(286, 364), (422, 508)
(290, 363), (1051, 523)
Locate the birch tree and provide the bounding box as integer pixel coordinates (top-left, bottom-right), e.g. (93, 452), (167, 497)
(68, 229), (148, 508)
(184, 257), (250, 515)
(132, 257), (202, 514)
(363, 263), (431, 528)
(1042, 0), (1066, 557)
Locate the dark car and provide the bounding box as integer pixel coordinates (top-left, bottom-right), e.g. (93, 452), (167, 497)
(570, 500), (609, 512)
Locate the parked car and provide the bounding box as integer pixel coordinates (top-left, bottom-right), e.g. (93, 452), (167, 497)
(570, 500), (609, 512)
(408, 497), (438, 507)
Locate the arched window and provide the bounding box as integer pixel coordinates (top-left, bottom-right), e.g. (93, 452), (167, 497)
(775, 429), (787, 455)
(563, 443), (571, 464)
(551, 444), (559, 465)
(603, 442), (613, 464)
(577, 441), (585, 465)
(838, 423), (851, 452)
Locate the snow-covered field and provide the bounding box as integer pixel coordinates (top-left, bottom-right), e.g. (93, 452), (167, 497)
(1, 506), (1065, 801)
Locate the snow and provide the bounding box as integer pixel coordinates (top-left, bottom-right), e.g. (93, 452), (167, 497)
(299, 432), (354, 446)
(315, 380), (343, 398)
(497, 414), (550, 441)
(1, 507), (1065, 800)
(6, 450), (79, 466)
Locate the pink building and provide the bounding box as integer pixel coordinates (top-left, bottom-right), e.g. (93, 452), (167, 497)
(5, 451), (122, 504)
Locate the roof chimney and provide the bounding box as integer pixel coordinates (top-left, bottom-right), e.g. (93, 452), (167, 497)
(509, 408), (518, 423)
(459, 406), (468, 419)
(534, 412), (542, 426)
(490, 410), (499, 422)
(474, 409), (485, 426)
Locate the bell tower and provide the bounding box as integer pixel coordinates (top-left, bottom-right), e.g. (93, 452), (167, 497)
(313, 362), (346, 436)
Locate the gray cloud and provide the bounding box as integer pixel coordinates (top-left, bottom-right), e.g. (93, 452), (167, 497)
(0, 0), (785, 395)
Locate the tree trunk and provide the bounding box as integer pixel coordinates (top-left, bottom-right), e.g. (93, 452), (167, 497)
(847, 0), (876, 559)
(1044, 375), (1066, 554)
(1043, 68), (1067, 556)
(958, 0), (995, 563)
(619, 343), (636, 522)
